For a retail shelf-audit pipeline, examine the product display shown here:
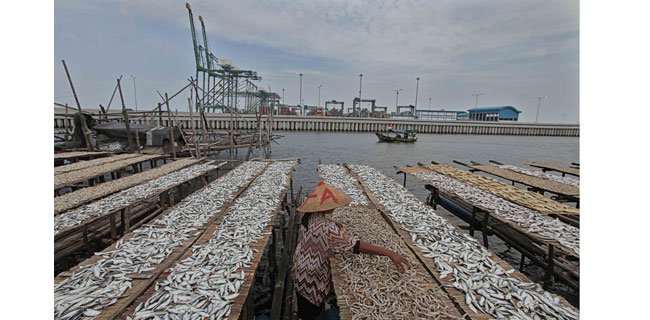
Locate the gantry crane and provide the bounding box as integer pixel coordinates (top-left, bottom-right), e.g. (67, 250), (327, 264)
(325, 100), (344, 116)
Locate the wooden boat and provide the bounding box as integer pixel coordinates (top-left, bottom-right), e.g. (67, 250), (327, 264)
(375, 129), (417, 143)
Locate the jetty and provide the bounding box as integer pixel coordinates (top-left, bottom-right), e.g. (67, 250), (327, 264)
(55, 108), (580, 137)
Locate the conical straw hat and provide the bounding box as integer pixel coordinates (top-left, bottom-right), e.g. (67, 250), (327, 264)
(297, 181), (352, 213)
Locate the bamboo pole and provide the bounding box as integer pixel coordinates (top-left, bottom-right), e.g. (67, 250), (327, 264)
(165, 93), (176, 159)
(61, 60), (93, 151)
(117, 78), (135, 152)
(188, 97), (201, 158)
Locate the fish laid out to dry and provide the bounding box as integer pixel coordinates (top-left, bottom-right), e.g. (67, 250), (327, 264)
(470, 164), (579, 197)
(128, 160), (297, 320)
(492, 163), (579, 187)
(331, 205), (464, 320)
(53, 161), (268, 320)
(410, 170), (579, 257)
(318, 164), (370, 206)
(423, 164), (579, 216)
(54, 151), (111, 161)
(54, 162), (220, 235)
(54, 158), (204, 214)
(347, 164), (579, 320)
(54, 153), (141, 175)
(54, 154), (162, 189)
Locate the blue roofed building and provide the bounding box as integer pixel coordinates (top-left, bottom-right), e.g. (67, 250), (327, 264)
(467, 106), (521, 121)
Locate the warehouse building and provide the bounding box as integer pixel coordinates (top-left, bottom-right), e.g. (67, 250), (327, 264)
(468, 106), (521, 121)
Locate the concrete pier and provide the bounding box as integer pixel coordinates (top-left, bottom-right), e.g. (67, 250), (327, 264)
(54, 108), (579, 137)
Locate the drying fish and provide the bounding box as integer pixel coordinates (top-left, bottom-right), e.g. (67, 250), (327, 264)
(492, 164), (580, 187)
(54, 158), (203, 214)
(410, 170), (579, 257)
(130, 160), (296, 319)
(54, 161), (268, 319)
(347, 164), (579, 320)
(54, 162), (220, 235)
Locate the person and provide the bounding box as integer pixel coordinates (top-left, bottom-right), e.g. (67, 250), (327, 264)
(292, 181), (408, 320)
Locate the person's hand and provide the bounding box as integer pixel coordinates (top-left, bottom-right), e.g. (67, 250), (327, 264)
(387, 251), (409, 272)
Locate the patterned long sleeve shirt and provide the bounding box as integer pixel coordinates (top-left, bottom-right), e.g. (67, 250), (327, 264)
(292, 213), (360, 306)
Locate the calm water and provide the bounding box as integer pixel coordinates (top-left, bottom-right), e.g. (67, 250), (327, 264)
(227, 132), (580, 305)
(271, 132), (579, 196)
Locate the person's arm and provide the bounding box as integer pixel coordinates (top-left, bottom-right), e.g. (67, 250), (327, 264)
(358, 241), (409, 272)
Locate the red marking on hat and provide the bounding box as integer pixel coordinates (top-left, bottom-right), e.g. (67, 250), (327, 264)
(320, 188), (338, 205)
(317, 181), (325, 186)
(307, 193), (317, 199)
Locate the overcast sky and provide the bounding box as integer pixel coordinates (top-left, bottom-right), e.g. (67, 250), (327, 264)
(54, 0), (579, 123)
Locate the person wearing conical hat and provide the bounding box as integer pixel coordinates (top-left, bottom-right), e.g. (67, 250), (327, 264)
(292, 181), (408, 320)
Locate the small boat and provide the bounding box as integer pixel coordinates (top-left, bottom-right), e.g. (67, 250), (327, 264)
(375, 129), (417, 143)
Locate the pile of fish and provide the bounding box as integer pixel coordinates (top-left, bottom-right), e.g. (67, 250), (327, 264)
(54, 154), (162, 188)
(54, 162), (219, 235)
(54, 161), (267, 319)
(54, 158), (203, 214)
(98, 141), (127, 152)
(411, 170), (579, 257)
(347, 164), (579, 319)
(318, 164), (370, 205)
(331, 206), (463, 320)
(493, 164), (580, 187)
(129, 160), (296, 320)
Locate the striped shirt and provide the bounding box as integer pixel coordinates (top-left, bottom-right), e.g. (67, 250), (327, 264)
(292, 213), (359, 306)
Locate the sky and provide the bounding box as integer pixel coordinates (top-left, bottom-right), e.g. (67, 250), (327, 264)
(54, 0), (579, 123)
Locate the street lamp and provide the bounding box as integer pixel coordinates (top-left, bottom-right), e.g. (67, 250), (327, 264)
(299, 73), (303, 111)
(472, 92), (485, 108)
(318, 85), (322, 109)
(130, 75), (138, 111)
(534, 96), (547, 123)
(394, 89), (402, 111)
(415, 77), (420, 109)
(282, 88), (285, 106)
(428, 97), (432, 110)
(358, 74), (363, 116)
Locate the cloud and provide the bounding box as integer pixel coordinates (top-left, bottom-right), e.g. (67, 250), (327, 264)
(54, 0), (579, 122)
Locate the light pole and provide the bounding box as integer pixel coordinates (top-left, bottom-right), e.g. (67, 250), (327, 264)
(395, 89), (402, 112)
(472, 92), (485, 108)
(358, 74), (363, 116)
(534, 96), (547, 123)
(415, 77), (420, 109)
(130, 75), (138, 111)
(299, 73), (303, 113)
(282, 88), (285, 106)
(318, 85), (322, 109)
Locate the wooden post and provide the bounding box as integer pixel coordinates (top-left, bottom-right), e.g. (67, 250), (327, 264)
(61, 60), (94, 151)
(123, 207), (131, 233)
(482, 210), (490, 248)
(188, 96), (201, 158)
(164, 93), (176, 159)
(117, 78), (135, 152)
(544, 245), (556, 289)
(470, 207), (477, 237)
(110, 212), (118, 240)
(519, 254), (526, 271)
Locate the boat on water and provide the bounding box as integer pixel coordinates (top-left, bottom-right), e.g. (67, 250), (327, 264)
(375, 129), (417, 143)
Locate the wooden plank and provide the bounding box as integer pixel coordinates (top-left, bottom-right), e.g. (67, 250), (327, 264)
(54, 163), (222, 241)
(55, 154), (165, 189)
(54, 151), (112, 161)
(414, 164), (579, 216)
(471, 164), (579, 197)
(530, 161), (580, 177)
